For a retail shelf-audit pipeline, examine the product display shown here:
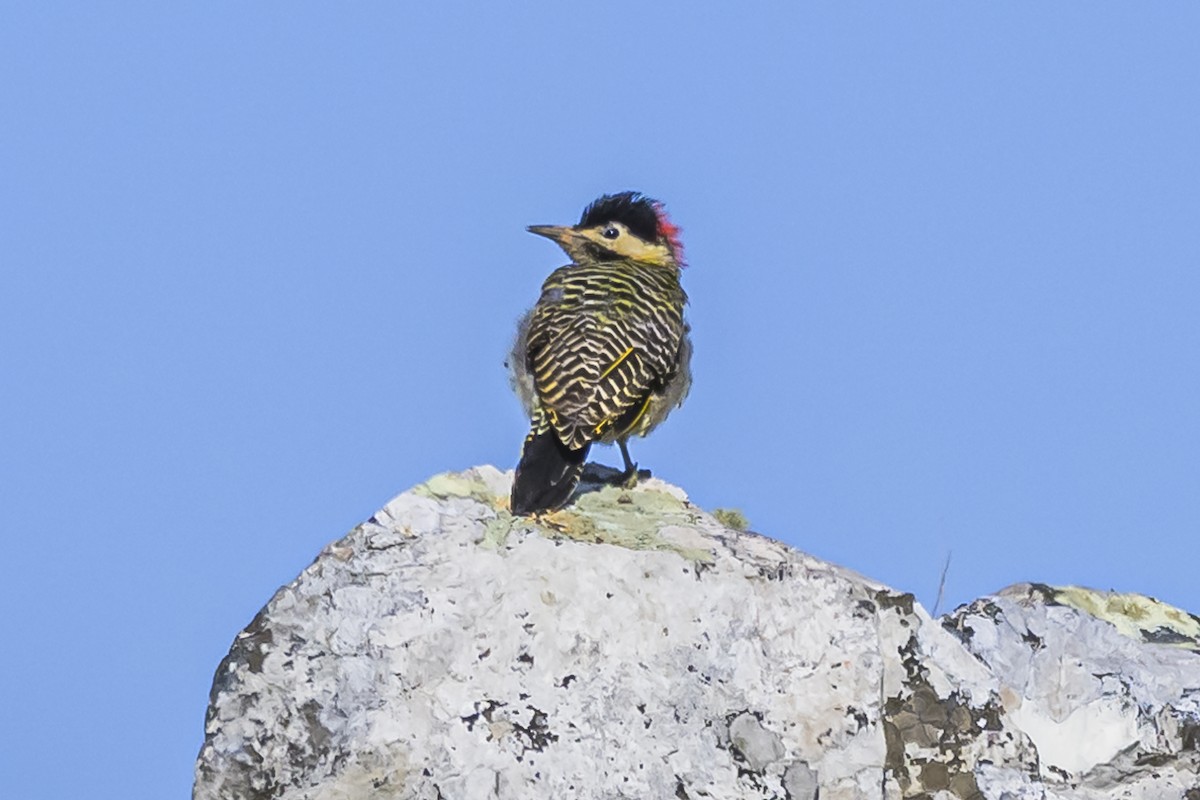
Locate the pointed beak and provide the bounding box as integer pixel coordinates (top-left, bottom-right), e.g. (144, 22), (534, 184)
(526, 224), (574, 245)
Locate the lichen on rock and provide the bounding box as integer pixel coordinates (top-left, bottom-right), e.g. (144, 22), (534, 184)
(194, 466), (1200, 800)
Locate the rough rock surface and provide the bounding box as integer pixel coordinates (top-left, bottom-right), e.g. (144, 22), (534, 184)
(194, 467), (1200, 799)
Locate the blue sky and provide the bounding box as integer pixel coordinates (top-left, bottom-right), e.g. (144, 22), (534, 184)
(2, 4), (1198, 798)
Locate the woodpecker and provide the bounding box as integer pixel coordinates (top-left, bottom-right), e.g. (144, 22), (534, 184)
(508, 191), (692, 515)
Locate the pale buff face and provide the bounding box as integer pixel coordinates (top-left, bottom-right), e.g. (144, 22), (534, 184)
(528, 221), (677, 268)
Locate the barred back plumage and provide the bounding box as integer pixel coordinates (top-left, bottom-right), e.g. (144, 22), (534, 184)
(527, 260), (687, 448)
(509, 192), (692, 516)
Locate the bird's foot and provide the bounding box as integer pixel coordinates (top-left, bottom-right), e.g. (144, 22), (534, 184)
(620, 465), (652, 489)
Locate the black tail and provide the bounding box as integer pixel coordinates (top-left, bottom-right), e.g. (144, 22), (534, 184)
(511, 430), (589, 515)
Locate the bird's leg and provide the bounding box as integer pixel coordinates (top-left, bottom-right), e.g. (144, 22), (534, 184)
(618, 439), (650, 488)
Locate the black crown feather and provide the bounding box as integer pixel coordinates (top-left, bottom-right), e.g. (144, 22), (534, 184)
(578, 191), (662, 244)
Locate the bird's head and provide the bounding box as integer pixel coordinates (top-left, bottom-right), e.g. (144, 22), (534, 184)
(528, 191), (685, 268)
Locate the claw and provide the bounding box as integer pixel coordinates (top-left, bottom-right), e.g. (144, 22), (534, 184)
(617, 439), (652, 488)
(621, 465), (639, 489)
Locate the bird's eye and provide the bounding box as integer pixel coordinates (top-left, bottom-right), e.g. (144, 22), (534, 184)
(601, 226), (620, 240)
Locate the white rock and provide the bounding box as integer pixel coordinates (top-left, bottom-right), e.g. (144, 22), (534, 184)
(944, 582), (1200, 793)
(194, 468), (1200, 800)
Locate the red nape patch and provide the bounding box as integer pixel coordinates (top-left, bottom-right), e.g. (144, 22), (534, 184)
(653, 203), (687, 267)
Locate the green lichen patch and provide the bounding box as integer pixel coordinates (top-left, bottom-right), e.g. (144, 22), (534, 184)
(1052, 586), (1200, 651)
(479, 515), (515, 549)
(567, 483), (692, 521)
(712, 507), (749, 531)
(537, 484), (715, 564)
(415, 471), (500, 506)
